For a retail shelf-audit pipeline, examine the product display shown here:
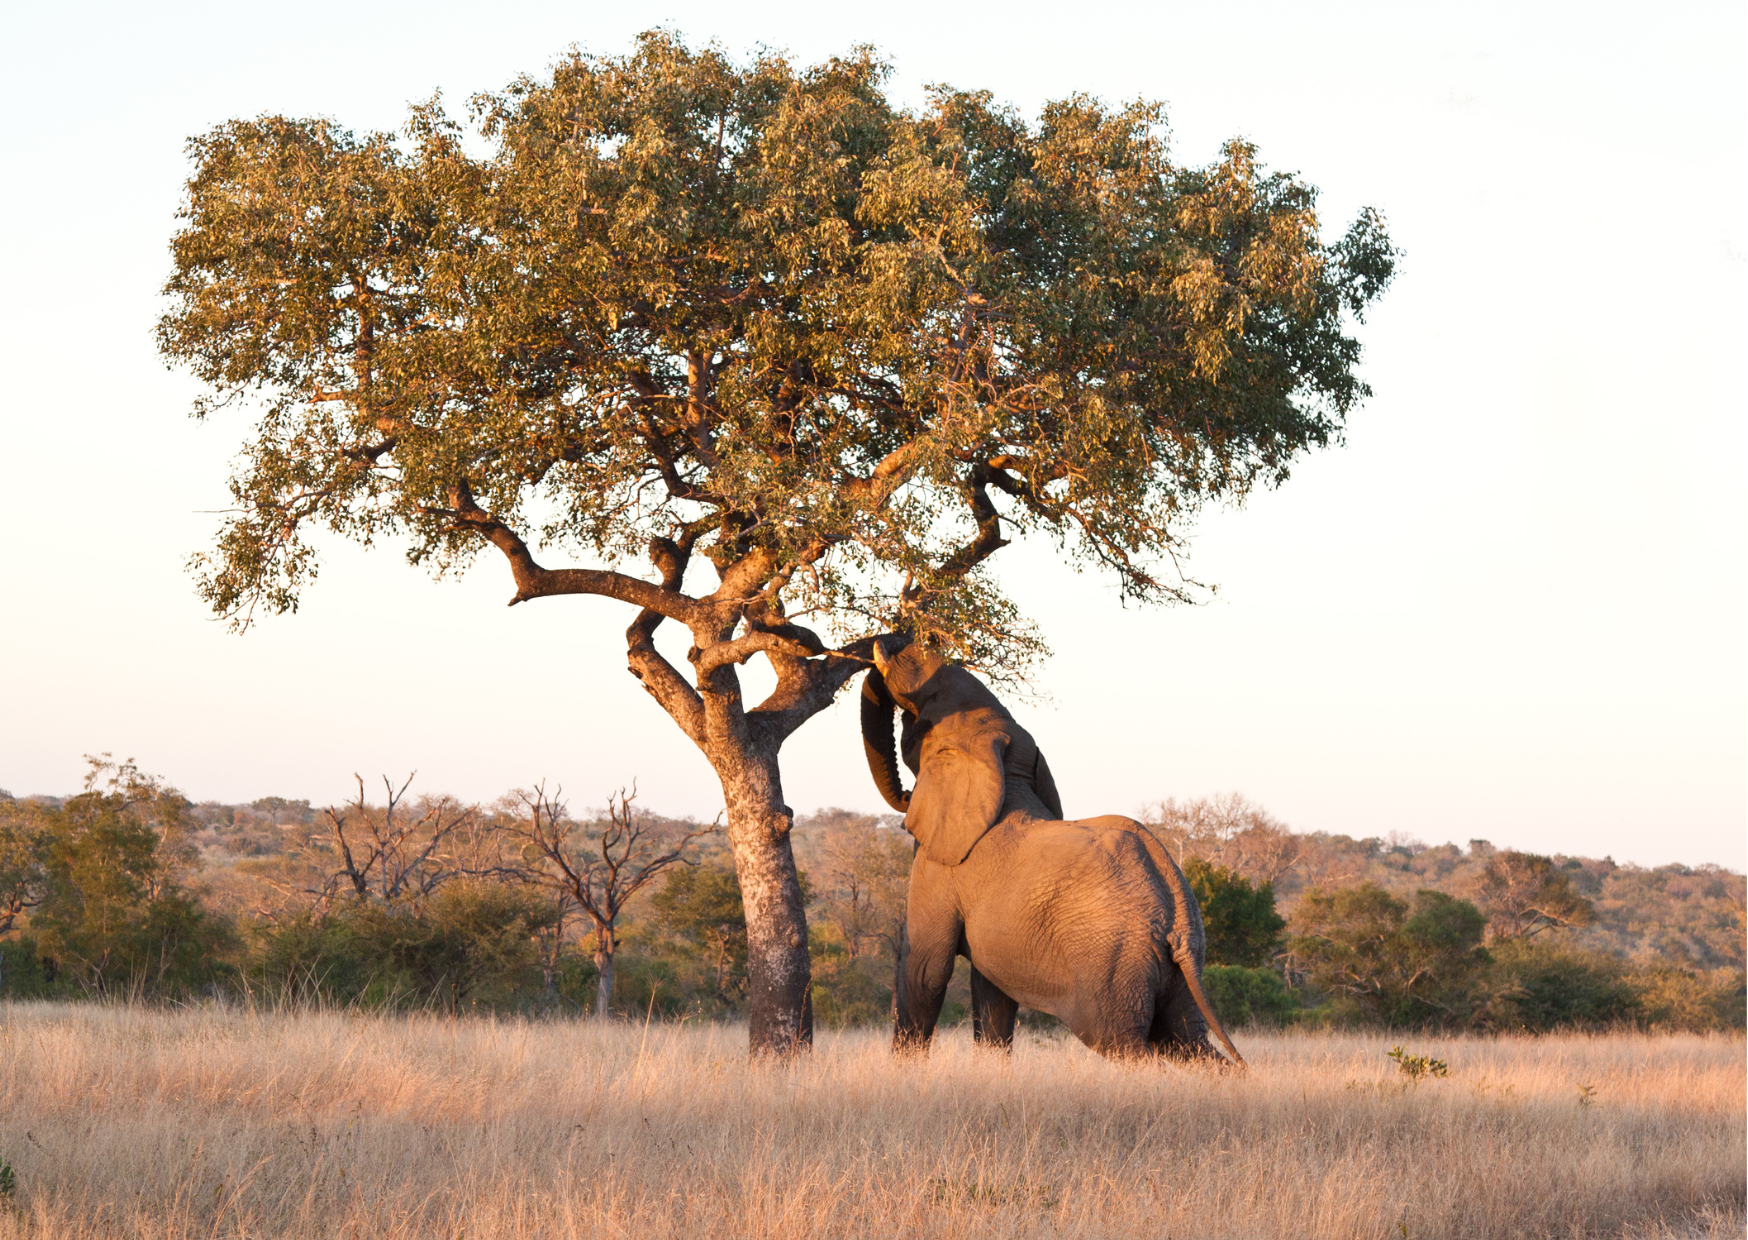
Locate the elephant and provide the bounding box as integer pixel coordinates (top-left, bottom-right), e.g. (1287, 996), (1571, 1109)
(860, 639), (1245, 1066)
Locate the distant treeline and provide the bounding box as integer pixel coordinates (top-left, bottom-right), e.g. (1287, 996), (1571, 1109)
(1, 766), (1742, 1033)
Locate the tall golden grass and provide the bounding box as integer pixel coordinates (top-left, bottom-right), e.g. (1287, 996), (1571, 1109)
(0, 1002), (1740, 1238)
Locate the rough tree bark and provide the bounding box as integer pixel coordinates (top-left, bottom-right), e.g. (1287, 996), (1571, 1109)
(592, 924), (615, 1019)
(712, 744), (813, 1050)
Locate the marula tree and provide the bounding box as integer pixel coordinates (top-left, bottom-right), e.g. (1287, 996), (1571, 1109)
(159, 31), (1394, 1053)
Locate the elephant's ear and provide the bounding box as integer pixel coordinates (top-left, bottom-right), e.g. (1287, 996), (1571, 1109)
(906, 716), (1008, 866)
(1033, 749), (1065, 820)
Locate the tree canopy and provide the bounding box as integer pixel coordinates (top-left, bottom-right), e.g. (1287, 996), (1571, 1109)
(161, 30), (1393, 670)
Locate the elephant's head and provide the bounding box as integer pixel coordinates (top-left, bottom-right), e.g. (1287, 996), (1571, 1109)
(861, 639), (1012, 867)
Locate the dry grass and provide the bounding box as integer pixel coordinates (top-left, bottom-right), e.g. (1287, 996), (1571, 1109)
(0, 1003), (1740, 1239)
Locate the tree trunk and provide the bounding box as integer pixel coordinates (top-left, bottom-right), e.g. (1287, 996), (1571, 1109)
(593, 933), (614, 1019)
(618, 566), (843, 1056)
(539, 908), (559, 994)
(716, 751), (813, 1055)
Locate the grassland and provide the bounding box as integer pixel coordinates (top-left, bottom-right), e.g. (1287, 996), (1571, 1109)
(0, 1003), (1740, 1238)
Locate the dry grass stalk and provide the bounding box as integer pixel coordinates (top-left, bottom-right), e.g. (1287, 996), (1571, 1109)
(0, 1002), (1740, 1238)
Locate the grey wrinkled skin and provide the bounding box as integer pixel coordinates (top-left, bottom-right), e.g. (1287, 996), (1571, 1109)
(862, 641), (1245, 1066)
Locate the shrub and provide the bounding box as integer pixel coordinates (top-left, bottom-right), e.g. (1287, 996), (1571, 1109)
(30, 765), (236, 998)
(1387, 1045), (1449, 1080)
(807, 921), (893, 1028)
(0, 934), (57, 998)
(1627, 964), (1746, 1032)
(1486, 938), (1640, 1031)
(1203, 964), (1297, 1027)
(247, 910), (383, 1006)
(347, 882), (557, 1012)
(1184, 858), (1286, 967)
(247, 883), (556, 1012)
(1289, 884), (1489, 1028)
(639, 863), (750, 1013)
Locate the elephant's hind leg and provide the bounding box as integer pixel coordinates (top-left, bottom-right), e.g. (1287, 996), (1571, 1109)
(969, 966), (1018, 1051)
(1064, 975), (1155, 1058)
(1148, 971), (1217, 1062)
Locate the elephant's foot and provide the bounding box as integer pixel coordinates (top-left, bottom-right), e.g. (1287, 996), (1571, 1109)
(969, 966), (1018, 1050)
(891, 1027), (935, 1056)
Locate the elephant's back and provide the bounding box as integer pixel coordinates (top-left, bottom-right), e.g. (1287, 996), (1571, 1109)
(970, 817), (1179, 962)
(1027, 815), (1167, 875)
(983, 814), (1162, 876)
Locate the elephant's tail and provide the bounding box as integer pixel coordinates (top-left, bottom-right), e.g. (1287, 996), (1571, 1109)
(1170, 936), (1247, 1070)
(1140, 827), (1248, 1070)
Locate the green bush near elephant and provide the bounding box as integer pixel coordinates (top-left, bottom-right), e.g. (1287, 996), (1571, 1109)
(1183, 859), (1286, 967)
(808, 942), (894, 1029)
(1204, 965), (1298, 1028)
(1485, 938), (1641, 1030)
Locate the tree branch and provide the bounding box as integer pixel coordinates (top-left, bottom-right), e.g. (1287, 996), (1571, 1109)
(439, 480), (700, 624)
(625, 532), (707, 745)
(843, 437), (930, 509)
(710, 544), (782, 608)
(693, 629), (827, 675)
(750, 634), (884, 743)
(937, 463), (1009, 579)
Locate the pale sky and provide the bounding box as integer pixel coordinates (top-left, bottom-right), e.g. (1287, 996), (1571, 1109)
(1, 1), (1742, 868)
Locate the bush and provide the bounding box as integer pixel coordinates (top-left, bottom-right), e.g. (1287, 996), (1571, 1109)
(606, 953), (693, 1020)
(31, 769), (237, 998)
(1289, 884), (1490, 1028)
(1203, 964), (1297, 1028)
(0, 934), (57, 998)
(1286, 885), (1745, 1035)
(247, 910), (382, 1006)
(808, 923), (892, 1028)
(1486, 938), (1641, 1031)
(635, 863), (749, 1015)
(247, 883), (556, 1012)
(1184, 858), (1286, 967)
(346, 882), (557, 1012)
(1627, 964), (1746, 1032)
(1471, 939), (1743, 1033)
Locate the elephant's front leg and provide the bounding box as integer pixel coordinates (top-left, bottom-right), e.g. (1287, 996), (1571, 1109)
(969, 965), (1018, 1051)
(893, 896), (961, 1053)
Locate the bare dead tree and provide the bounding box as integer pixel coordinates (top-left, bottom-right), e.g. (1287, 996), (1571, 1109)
(328, 775), (464, 903)
(809, 817), (912, 963)
(1142, 792), (1302, 884)
(514, 783), (715, 1017)
(263, 775), (501, 919)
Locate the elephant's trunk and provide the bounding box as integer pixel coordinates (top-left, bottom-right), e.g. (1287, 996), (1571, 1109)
(860, 669), (911, 813)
